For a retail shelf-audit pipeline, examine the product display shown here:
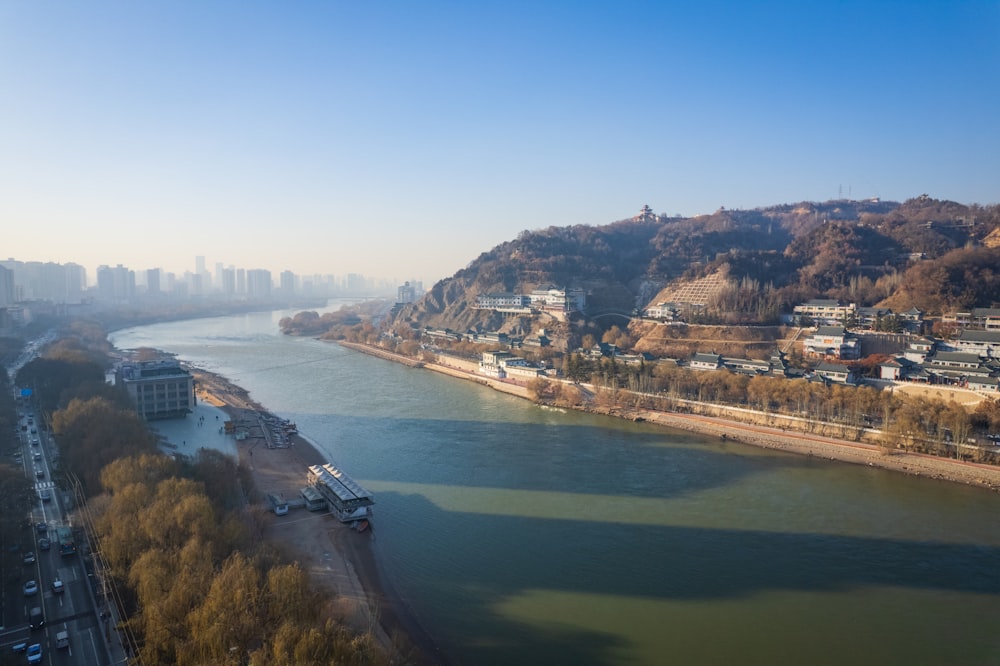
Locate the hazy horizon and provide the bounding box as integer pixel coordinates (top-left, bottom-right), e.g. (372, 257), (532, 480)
(2, 2), (998, 284)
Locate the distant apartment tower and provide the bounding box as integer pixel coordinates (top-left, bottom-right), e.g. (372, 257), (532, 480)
(397, 281), (416, 305)
(246, 269), (272, 300)
(0, 260), (85, 303)
(146, 268), (161, 295)
(280, 270), (296, 297)
(236, 268), (247, 295)
(96, 264), (135, 302)
(195, 255), (211, 292)
(0, 266), (14, 306)
(221, 267), (236, 297)
(347, 273), (364, 292)
(117, 359), (195, 420)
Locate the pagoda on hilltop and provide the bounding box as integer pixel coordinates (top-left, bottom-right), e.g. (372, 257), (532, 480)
(633, 204), (656, 222)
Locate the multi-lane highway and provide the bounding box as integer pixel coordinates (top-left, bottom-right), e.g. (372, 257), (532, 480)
(3, 343), (123, 666)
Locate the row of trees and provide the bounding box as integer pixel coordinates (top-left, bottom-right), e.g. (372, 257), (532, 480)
(19, 322), (391, 665)
(93, 454), (381, 665)
(537, 357), (1000, 461)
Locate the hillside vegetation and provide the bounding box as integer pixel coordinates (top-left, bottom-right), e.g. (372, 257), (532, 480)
(392, 196), (1000, 339)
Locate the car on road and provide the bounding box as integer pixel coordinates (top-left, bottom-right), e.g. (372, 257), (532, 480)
(32, 452), (41, 461)
(35, 522), (46, 534)
(22, 551), (35, 564)
(37, 538), (50, 551)
(51, 578), (64, 594)
(38, 488), (51, 502)
(26, 643), (41, 664)
(23, 580), (37, 596)
(34, 468), (44, 479)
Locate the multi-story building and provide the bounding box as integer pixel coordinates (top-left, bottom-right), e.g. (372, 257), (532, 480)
(397, 282), (417, 305)
(803, 326), (860, 360)
(0, 265), (14, 306)
(940, 330), (1000, 359)
(941, 308), (1000, 330)
(246, 269), (272, 300)
(792, 300), (856, 326)
(145, 268), (161, 295)
(96, 264), (135, 303)
(476, 292), (531, 309)
(530, 285), (586, 312)
(118, 360), (195, 420)
(280, 270), (296, 297)
(645, 302), (681, 321)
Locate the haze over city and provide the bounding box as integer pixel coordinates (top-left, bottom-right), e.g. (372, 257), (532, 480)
(2, 1), (998, 284)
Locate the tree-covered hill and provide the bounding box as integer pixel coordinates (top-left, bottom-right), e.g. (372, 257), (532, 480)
(393, 196), (1000, 333)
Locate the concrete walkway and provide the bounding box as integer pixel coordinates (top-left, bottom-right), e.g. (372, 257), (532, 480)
(148, 399), (237, 459)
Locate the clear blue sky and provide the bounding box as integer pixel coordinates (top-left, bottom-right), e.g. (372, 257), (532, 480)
(2, 1), (998, 285)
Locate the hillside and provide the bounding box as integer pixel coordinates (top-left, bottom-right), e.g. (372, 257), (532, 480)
(391, 195), (1000, 342)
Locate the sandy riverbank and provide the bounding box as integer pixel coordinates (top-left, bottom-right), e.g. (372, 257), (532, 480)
(187, 369), (442, 665)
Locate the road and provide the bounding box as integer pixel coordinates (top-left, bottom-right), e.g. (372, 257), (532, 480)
(3, 342), (123, 666)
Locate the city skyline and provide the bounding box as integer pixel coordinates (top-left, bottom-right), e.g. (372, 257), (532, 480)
(2, 2), (998, 283)
(0, 254), (408, 309)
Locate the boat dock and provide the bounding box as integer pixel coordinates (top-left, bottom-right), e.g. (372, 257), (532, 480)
(306, 463), (374, 523)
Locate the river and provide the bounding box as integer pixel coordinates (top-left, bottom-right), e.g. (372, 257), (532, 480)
(110, 305), (1000, 666)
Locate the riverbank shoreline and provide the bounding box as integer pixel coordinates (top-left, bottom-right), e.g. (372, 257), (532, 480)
(339, 341), (1000, 492)
(187, 368), (443, 665)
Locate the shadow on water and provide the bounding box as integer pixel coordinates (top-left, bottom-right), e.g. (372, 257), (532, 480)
(289, 413), (818, 500)
(379, 491), (1000, 666)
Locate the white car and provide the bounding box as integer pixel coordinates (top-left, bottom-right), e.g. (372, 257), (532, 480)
(51, 578), (64, 594)
(23, 580), (38, 596)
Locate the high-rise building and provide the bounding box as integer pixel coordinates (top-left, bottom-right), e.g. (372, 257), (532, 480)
(246, 269), (272, 300)
(0, 265), (14, 306)
(146, 268), (161, 295)
(397, 281), (416, 305)
(96, 264), (135, 302)
(280, 270), (296, 296)
(221, 267), (236, 297)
